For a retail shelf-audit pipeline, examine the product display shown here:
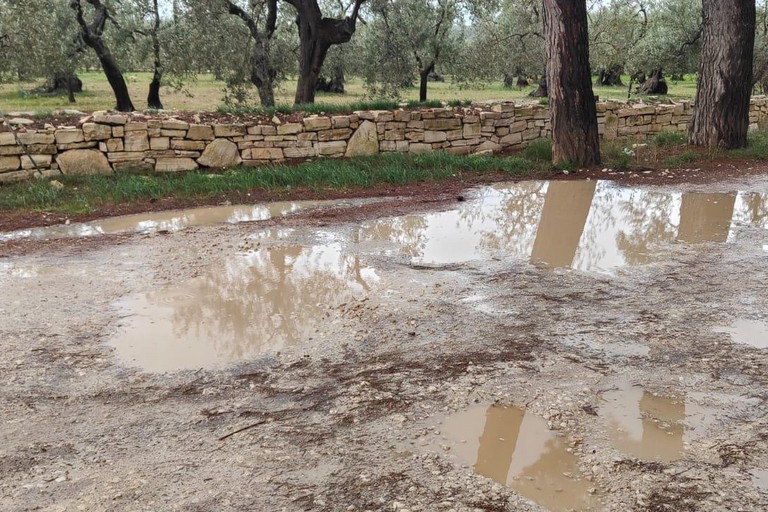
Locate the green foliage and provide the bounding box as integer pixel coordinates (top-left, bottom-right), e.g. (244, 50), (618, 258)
(522, 138), (553, 161)
(406, 99), (443, 108)
(663, 151), (701, 167)
(653, 131), (686, 147)
(602, 143), (635, 169)
(0, 153), (547, 214)
(729, 130), (768, 159)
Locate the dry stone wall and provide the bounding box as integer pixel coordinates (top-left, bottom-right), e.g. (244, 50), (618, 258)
(2, 97), (768, 183)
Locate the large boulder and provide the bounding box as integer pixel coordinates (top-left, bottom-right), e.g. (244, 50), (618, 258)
(197, 139), (242, 168)
(345, 121), (379, 157)
(56, 149), (112, 175)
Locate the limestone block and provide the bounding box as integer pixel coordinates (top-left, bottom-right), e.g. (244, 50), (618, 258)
(124, 130), (149, 152)
(332, 116), (351, 128)
(99, 138), (124, 152)
(0, 156), (20, 171)
(213, 124), (246, 137)
(277, 123), (303, 135)
(500, 133), (523, 146)
(18, 132), (55, 145)
(304, 117), (332, 131)
(155, 158), (198, 172)
(318, 141), (346, 156)
(284, 147), (318, 158)
(56, 149), (112, 175)
(58, 142), (98, 150)
(409, 143), (433, 154)
(248, 148), (284, 160)
(0, 145), (23, 156)
(345, 121), (379, 157)
(93, 112), (127, 125)
(423, 118), (461, 131)
(82, 123), (113, 140)
(197, 139), (242, 168)
(150, 137), (170, 150)
(25, 144), (57, 155)
(20, 155), (52, 169)
(161, 119), (190, 131)
(463, 123), (482, 138)
(171, 139), (206, 151)
(0, 132), (16, 145)
(424, 131), (447, 143)
(187, 125), (215, 140)
(125, 122), (148, 131)
(474, 141), (501, 154)
(108, 152), (145, 163)
(112, 126), (125, 137)
(55, 129), (84, 145)
(160, 129), (187, 138)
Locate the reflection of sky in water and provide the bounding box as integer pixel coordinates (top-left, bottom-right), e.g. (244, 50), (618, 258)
(359, 181), (768, 274)
(111, 241), (379, 372)
(0, 202), (315, 242)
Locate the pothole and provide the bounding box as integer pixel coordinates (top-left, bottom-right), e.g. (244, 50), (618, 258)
(431, 403), (598, 511)
(110, 240), (379, 372)
(714, 319), (768, 349)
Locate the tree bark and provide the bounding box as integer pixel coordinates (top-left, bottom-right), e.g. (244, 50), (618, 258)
(689, 0), (755, 149)
(419, 62), (434, 102)
(287, 0), (364, 104)
(225, 0), (277, 107)
(543, 0), (600, 167)
(71, 0), (135, 112)
(528, 65), (548, 98)
(147, 0), (163, 109)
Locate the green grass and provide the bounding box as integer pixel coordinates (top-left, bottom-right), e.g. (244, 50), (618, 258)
(653, 131), (686, 147)
(216, 99), (450, 116)
(730, 130), (768, 159)
(663, 151), (702, 167)
(0, 153), (547, 215)
(0, 72), (700, 115)
(522, 138), (553, 161)
(602, 142), (635, 169)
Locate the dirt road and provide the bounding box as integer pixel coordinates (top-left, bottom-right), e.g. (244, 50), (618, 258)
(2, 176), (768, 511)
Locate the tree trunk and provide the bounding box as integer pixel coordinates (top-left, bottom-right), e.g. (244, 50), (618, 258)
(529, 65), (548, 98)
(98, 50), (135, 112)
(67, 77), (76, 104)
(637, 68), (668, 95)
(543, 0), (601, 167)
(419, 63), (434, 102)
(251, 36), (276, 107)
(146, 0), (163, 110)
(689, 0), (755, 149)
(288, 0), (363, 105)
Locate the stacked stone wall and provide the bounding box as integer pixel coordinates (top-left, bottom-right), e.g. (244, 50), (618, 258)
(2, 97), (768, 183)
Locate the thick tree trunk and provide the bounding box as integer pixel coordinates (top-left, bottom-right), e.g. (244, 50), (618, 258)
(67, 77), (76, 104)
(251, 36), (276, 107)
(71, 0), (135, 112)
(689, 0), (755, 149)
(637, 68), (668, 95)
(543, 0), (601, 167)
(97, 49), (135, 112)
(288, 0), (363, 105)
(147, 73), (162, 109)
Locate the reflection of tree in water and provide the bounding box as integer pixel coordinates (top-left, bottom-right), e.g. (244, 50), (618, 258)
(732, 192), (768, 228)
(574, 183), (679, 270)
(147, 243), (376, 360)
(357, 182), (548, 262)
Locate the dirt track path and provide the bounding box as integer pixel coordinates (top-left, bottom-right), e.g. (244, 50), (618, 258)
(2, 176), (768, 512)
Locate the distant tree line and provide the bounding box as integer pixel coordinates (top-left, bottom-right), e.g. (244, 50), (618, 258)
(0, 0), (761, 161)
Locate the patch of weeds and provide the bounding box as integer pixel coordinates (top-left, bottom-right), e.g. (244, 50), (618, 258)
(405, 99), (443, 109)
(522, 138), (552, 161)
(537, 97), (549, 106)
(447, 99), (472, 107)
(653, 131), (686, 147)
(730, 130), (768, 159)
(0, 153), (545, 214)
(663, 151), (701, 167)
(602, 142), (635, 169)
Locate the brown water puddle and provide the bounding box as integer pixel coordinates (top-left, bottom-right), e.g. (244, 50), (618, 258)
(434, 404), (598, 511)
(715, 319), (768, 349)
(0, 200), (329, 242)
(358, 182), (768, 273)
(110, 236), (379, 372)
(600, 380), (687, 462)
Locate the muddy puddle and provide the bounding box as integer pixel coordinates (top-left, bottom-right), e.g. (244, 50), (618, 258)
(0, 200), (331, 242)
(358, 181), (768, 272)
(111, 232), (379, 372)
(433, 404), (598, 511)
(715, 319), (768, 349)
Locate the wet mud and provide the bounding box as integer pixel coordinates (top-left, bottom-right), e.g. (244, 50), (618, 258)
(2, 177), (768, 511)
